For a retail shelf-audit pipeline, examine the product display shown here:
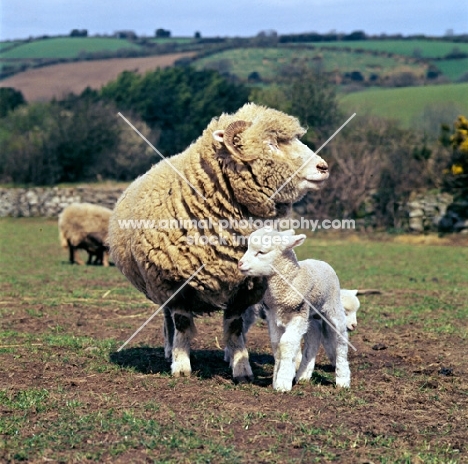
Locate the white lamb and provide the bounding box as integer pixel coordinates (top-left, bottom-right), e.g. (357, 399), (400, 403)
(238, 227), (351, 391)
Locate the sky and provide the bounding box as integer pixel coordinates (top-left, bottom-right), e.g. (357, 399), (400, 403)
(1, 0), (467, 41)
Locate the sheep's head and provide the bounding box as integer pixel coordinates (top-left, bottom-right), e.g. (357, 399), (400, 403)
(238, 227), (306, 277)
(212, 104), (329, 217)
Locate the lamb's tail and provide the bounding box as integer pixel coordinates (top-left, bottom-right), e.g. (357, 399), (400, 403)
(356, 289), (382, 295)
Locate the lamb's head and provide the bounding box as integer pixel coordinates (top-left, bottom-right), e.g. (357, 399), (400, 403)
(340, 289), (360, 331)
(238, 227), (306, 276)
(212, 104), (329, 217)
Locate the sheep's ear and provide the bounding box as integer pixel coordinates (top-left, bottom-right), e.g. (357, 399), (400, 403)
(222, 120), (256, 161)
(213, 130), (225, 143)
(284, 234), (306, 250)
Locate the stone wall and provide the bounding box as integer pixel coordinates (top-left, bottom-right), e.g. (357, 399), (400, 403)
(407, 191), (455, 232)
(0, 186), (125, 217)
(1, 186), (466, 233)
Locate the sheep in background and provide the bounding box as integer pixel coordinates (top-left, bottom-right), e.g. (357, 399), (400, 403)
(238, 227), (350, 391)
(59, 203), (112, 266)
(108, 103), (329, 383)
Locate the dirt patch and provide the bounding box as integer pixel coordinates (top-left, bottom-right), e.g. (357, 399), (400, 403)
(0, 52), (196, 101)
(1, 299), (467, 462)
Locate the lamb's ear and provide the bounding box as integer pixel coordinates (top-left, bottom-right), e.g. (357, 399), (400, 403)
(279, 228), (295, 236)
(283, 234), (306, 250)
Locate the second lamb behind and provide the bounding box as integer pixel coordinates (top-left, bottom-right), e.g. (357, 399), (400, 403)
(238, 227), (351, 391)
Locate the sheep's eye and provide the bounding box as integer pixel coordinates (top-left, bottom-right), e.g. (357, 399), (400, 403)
(255, 251), (265, 256)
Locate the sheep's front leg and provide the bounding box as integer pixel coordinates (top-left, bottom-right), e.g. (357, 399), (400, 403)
(170, 309), (196, 377)
(274, 316), (308, 392)
(296, 317), (322, 383)
(224, 313), (253, 383)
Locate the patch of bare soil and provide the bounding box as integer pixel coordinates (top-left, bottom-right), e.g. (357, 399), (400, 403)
(1, 291), (467, 462)
(0, 52), (196, 101)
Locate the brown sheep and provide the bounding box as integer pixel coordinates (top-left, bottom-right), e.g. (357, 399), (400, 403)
(59, 203), (112, 266)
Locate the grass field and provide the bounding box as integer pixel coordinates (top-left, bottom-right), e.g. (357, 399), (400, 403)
(435, 58), (468, 81)
(194, 46), (426, 82)
(0, 37), (142, 59)
(340, 82), (468, 127)
(1, 218), (467, 462)
(308, 40), (468, 59)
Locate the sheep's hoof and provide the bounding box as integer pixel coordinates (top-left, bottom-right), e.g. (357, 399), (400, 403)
(233, 374), (254, 384)
(171, 361), (192, 378)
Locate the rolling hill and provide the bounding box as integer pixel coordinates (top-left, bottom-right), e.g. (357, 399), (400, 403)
(0, 53), (196, 101)
(340, 83), (468, 127)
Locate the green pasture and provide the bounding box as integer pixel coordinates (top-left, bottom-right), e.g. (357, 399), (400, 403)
(436, 58), (468, 81)
(194, 46), (426, 82)
(148, 37), (195, 44)
(0, 37), (143, 59)
(340, 82), (468, 127)
(0, 218), (467, 462)
(308, 40), (468, 59)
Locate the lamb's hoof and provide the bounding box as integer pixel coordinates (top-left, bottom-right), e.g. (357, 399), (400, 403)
(273, 378), (293, 392)
(233, 374), (254, 384)
(336, 378), (350, 388)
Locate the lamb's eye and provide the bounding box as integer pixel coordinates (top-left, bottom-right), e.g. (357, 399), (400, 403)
(255, 251), (265, 257)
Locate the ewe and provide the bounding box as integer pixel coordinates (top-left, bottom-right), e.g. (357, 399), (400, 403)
(109, 103), (329, 383)
(59, 203), (112, 266)
(238, 227), (351, 391)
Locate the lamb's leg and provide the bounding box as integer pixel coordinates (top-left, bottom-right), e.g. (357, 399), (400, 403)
(224, 313), (253, 383)
(274, 316), (308, 392)
(265, 310), (284, 387)
(323, 315), (351, 388)
(295, 316), (321, 382)
(87, 252), (93, 265)
(170, 309), (196, 377)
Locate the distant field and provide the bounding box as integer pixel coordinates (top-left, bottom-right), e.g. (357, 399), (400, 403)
(148, 37), (195, 44)
(0, 37), (142, 59)
(0, 52), (196, 101)
(340, 83), (468, 127)
(308, 40), (468, 59)
(0, 41), (20, 51)
(436, 58), (468, 81)
(194, 46), (427, 82)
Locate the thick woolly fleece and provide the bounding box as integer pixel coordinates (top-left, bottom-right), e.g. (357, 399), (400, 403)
(109, 103), (312, 310)
(58, 202), (112, 258)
